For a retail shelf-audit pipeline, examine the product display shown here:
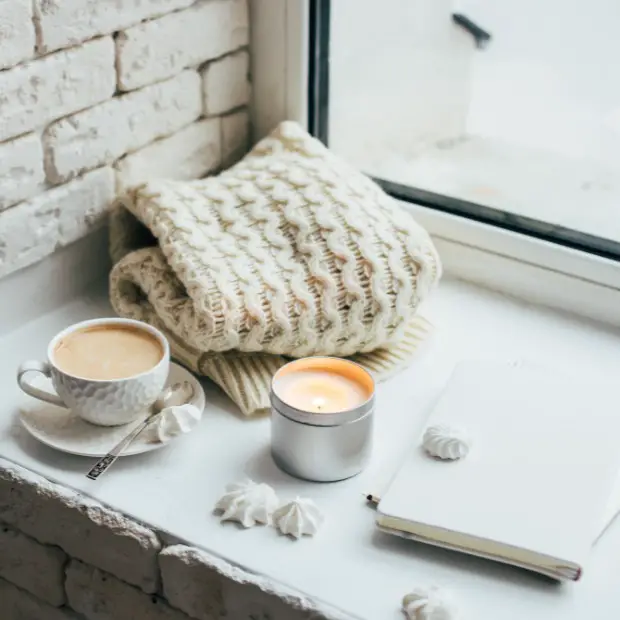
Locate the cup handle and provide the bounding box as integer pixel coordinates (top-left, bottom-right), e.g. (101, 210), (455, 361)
(17, 361), (65, 408)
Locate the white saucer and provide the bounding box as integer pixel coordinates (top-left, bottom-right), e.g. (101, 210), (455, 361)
(19, 363), (206, 457)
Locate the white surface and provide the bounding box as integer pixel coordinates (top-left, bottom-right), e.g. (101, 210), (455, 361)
(380, 361), (620, 576)
(0, 229), (110, 334)
(249, 0), (308, 140)
(405, 203), (620, 329)
(19, 363), (205, 457)
(2, 278), (620, 619)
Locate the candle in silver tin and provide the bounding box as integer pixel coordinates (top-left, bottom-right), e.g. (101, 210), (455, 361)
(270, 357), (375, 482)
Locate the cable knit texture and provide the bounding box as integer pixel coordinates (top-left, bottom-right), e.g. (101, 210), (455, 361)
(109, 121), (441, 415)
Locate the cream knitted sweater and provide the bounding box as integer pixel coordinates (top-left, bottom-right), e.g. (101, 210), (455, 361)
(109, 122), (441, 415)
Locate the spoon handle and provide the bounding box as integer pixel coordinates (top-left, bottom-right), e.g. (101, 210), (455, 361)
(86, 417), (153, 480)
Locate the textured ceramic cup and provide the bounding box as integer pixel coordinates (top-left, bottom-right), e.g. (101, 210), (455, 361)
(17, 318), (170, 426)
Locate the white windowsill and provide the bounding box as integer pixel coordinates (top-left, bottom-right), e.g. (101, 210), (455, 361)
(1, 266), (619, 619)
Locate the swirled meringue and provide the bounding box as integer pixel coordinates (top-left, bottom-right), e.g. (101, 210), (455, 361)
(402, 586), (457, 620)
(422, 425), (470, 460)
(214, 480), (279, 528)
(145, 404), (201, 443)
(272, 497), (324, 539)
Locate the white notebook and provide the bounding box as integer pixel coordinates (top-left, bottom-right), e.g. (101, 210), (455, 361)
(377, 361), (620, 581)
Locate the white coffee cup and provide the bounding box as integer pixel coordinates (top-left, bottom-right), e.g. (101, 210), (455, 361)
(17, 318), (170, 426)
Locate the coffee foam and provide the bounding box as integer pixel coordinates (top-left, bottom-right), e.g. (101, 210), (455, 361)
(53, 324), (164, 381)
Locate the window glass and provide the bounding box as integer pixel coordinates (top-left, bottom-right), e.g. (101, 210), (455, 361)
(328, 0), (620, 250)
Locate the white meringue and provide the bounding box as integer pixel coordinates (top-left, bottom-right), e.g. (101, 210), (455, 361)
(402, 586), (457, 620)
(422, 425), (470, 460)
(145, 404), (202, 443)
(214, 480), (279, 528)
(272, 497), (324, 539)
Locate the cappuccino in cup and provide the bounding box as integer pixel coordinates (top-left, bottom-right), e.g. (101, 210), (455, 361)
(17, 318), (170, 426)
(53, 324), (164, 381)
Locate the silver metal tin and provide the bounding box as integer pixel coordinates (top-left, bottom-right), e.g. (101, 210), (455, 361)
(270, 358), (375, 482)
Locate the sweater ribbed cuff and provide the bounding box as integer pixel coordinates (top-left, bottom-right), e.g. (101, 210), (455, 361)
(176, 315), (433, 416)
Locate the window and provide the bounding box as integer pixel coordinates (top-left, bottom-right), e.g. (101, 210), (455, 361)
(310, 0), (620, 260)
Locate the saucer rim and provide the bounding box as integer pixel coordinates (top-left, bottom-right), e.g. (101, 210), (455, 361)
(19, 362), (206, 458)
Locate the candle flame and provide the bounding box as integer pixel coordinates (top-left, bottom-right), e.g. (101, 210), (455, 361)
(312, 397), (326, 412)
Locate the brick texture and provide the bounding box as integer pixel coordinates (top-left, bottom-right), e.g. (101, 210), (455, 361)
(116, 0), (249, 91)
(0, 0), (251, 284)
(159, 546), (225, 619)
(0, 37), (115, 142)
(66, 560), (190, 620)
(1, 578), (82, 620)
(0, 168), (114, 278)
(44, 70), (203, 184)
(115, 119), (221, 191)
(0, 133), (45, 212)
(160, 545), (338, 620)
(222, 108), (250, 167)
(33, 0), (195, 53)
(0, 454), (161, 595)
(0, 0), (35, 69)
(202, 50), (250, 116)
(0, 522), (67, 606)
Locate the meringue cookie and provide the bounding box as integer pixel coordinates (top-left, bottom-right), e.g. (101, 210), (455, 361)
(422, 425), (470, 460)
(214, 479), (279, 528)
(273, 497), (324, 539)
(145, 404), (201, 443)
(402, 586), (457, 620)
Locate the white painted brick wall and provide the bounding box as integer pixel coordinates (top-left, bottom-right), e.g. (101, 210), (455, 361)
(45, 70), (203, 184)
(66, 560), (190, 620)
(1, 579), (82, 620)
(0, 167), (114, 285)
(0, 0), (35, 69)
(0, 457), (161, 593)
(0, 0), (251, 282)
(0, 133), (45, 211)
(222, 108), (250, 167)
(116, 119), (221, 191)
(0, 37), (116, 143)
(0, 456), (341, 620)
(0, 523), (67, 606)
(159, 545), (338, 620)
(202, 49), (250, 115)
(33, 0), (195, 54)
(159, 546), (225, 619)
(116, 0), (249, 91)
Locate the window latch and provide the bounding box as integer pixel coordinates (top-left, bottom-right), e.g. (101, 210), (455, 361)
(452, 13), (492, 49)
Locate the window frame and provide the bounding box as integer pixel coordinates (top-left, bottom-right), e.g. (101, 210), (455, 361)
(250, 0), (620, 327)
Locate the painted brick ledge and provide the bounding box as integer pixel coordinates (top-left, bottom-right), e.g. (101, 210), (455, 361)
(0, 457), (161, 593)
(0, 458), (353, 620)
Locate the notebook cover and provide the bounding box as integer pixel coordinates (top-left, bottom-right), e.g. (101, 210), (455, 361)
(378, 361), (620, 574)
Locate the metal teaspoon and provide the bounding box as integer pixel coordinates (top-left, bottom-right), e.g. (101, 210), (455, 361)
(85, 381), (195, 480)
